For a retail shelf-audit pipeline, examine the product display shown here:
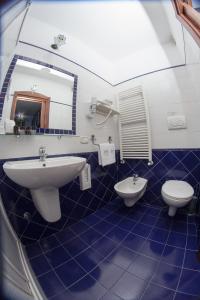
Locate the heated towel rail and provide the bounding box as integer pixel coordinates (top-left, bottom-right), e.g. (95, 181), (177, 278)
(118, 86), (152, 164)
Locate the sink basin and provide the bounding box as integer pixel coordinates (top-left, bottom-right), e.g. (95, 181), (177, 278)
(3, 156), (86, 189)
(3, 156), (86, 222)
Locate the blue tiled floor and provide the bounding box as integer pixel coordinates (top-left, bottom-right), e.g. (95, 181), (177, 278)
(26, 198), (200, 300)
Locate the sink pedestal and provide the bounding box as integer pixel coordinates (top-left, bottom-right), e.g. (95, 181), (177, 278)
(3, 156), (86, 222)
(30, 187), (61, 222)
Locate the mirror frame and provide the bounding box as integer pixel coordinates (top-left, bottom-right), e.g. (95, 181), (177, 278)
(0, 55), (78, 135)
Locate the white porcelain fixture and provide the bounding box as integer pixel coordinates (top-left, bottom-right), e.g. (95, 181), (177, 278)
(161, 180), (194, 217)
(3, 157), (86, 222)
(114, 177), (148, 207)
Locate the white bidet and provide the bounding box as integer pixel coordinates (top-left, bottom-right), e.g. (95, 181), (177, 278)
(114, 177), (148, 207)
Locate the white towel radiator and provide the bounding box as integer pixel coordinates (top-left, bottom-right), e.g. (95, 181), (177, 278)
(118, 86), (152, 164)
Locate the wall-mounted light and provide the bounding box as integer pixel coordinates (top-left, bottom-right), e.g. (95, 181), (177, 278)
(51, 34), (66, 50)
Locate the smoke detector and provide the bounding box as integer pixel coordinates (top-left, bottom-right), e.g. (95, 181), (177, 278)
(51, 34), (66, 50)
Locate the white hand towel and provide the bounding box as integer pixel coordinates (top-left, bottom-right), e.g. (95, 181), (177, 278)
(79, 163), (91, 190)
(98, 143), (116, 167)
(109, 143), (116, 165)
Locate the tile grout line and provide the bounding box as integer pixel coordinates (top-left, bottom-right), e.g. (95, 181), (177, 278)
(138, 213), (175, 300)
(52, 208), (196, 254)
(104, 207), (164, 299)
(40, 202), (150, 299)
(28, 204), (198, 260)
(26, 200), (200, 300)
(172, 213), (189, 300)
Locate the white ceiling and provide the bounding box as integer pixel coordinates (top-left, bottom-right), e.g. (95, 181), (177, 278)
(27, 1), (173, 62)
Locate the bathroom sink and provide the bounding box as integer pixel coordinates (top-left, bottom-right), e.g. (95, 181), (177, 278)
(3, 156), (86, 189)
(3, 156), (86, 222)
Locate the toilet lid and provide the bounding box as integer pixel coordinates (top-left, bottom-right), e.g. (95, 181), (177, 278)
(162, 180), (194, 199)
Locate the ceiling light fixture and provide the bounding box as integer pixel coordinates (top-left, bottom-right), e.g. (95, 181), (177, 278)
(51, 34), (66, 50)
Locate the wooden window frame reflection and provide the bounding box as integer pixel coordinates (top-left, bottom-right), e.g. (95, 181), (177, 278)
(172, 0), (200, 47)
(11, 91), (50, 128)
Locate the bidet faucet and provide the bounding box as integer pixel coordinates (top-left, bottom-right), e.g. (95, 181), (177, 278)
(39, 146), (47, 162)
(133, 173), (139, 183)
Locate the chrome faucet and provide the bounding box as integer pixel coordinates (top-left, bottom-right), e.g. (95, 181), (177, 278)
(133, 173), (139, 184)
(39, 146), (47, 162)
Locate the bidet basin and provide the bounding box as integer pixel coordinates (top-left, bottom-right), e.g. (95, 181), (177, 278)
(3, 156), (86, 222)
(114, 177), (148, 207)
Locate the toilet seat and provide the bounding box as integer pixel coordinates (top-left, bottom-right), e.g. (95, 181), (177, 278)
(162, 180), (194, 201)
(161, 180), (194, 217)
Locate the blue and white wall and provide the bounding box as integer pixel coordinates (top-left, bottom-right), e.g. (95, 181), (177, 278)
(0, 37), (120, 246)
(1, 0), (200, 245)
(0, 41), (119, 158)
(115, 31), (200, 207)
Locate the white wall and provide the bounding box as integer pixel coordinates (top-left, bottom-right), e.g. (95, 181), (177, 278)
(1, 1), (200, 159)
(2, 48), (200, 159)
(1, 38), (200, 158)
(49, 103), (72, 130)
(161, 0), (185, 60)
(9, 66), (74, 105)
(115, 63), (200, 149)
(112, 42), (184, 84)
(0, 2), (28, 89)
(110, 0), (186, 84)
(19, 1), (185, 85)
(184, 29), (200, 64)
(114, 20), (200, 150)
(0, 42), (119, 159)
(19, 16), (114, 84)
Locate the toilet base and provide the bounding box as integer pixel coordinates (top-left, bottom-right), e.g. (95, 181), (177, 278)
(168, 206), (177, 217)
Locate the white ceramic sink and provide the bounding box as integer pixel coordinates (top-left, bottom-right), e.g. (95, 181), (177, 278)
(3, 156), (86, 222)
(3, 156), (86, 189)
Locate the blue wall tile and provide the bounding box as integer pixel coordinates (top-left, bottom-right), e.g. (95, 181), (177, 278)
(118, 149), (200, 207)
(0, 152), (117, 245)
(1, 149), (200, 245)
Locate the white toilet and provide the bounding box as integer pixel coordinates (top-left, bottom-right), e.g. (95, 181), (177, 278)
(161, 180), (194, 217)
(114, 176), (148, 207)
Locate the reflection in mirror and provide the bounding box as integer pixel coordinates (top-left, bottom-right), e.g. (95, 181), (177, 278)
(0, 55), (77, 135)
(11, 91), (50, 134)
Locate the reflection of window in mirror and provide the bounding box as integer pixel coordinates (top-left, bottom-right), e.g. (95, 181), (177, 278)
(173, 0), (200, 46)
(11, 91), (50, 129)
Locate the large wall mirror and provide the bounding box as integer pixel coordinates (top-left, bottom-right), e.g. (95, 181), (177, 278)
(0, 55), (77, 135)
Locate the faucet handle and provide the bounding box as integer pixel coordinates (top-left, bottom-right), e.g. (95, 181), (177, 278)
(133, 173), (139, 178)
